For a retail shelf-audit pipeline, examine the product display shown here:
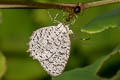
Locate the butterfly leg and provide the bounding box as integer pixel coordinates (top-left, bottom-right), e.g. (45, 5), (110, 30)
(53, 12), (61, 23)
(47, 10), (61, 24)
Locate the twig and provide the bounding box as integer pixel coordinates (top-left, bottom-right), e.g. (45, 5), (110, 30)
(84, 0), (120, 9)
(0, 0), (119, 19)
(0, 0), (119, 12)
(0, 1), (81, 12)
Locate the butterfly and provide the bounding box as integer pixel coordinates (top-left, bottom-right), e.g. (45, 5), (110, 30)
(28, 23), (72, 76)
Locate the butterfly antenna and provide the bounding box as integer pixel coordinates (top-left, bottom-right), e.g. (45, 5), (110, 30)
(71, 32), (91, 45)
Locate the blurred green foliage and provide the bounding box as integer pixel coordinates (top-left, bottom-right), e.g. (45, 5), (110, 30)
(0, 52), (6, 79)
(53, 45), (120, 80)
(81, 8), (120, 34)
(0, 0), (120, 80)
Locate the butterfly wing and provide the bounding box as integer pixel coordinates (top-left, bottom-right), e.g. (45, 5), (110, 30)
(28, 23), (71, 76)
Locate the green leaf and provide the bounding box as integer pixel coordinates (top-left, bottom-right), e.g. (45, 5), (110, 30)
(81, 8), (120, 34)
(52, 57), (103, 80)
(97, 45), (120, 80)
(114, 71), (120, 80)
(0, 51), (6, 79)
(52, 44), (120, 80)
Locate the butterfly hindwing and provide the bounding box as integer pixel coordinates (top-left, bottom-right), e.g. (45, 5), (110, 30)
(28, 23), (71, 76)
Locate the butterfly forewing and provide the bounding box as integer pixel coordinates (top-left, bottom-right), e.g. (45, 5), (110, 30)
(28, 23), (71, 76)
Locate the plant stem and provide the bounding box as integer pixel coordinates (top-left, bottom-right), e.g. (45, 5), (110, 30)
(84, 0), (120, 9)
(0, 0), (119, 12)
(0, 2), (76, 9)
(0, 1), (80, 12)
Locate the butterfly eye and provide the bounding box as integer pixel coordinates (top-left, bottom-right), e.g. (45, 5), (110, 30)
(66, 17), (70, 22)
(74, 6), (81, 14)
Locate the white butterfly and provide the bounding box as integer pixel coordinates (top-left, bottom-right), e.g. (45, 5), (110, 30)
(28, 23), (73, 76)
